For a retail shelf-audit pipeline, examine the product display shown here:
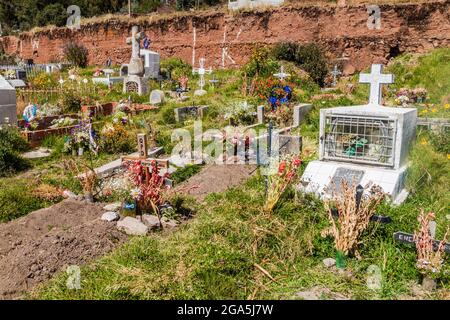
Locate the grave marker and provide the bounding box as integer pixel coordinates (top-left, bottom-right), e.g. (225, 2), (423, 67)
(394, 231), (450, 254)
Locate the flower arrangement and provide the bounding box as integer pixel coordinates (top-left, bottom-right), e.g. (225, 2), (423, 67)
(253, 77), (294, 110)
(49, 117), (78, 129)
(264, 155), (302, 212)
(322, 181), (385, 268)
(395, 87), (428, 106)
(63, 120), (98, 155)
(414, 210), (449, 281)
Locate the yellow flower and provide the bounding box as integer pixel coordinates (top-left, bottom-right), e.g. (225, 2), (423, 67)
(421, 109), (428, 114)
(445, 104), (450, 110)
(420, 139), (428, 146)
(431, 108), (437, 113)
(447, 154), (450, 160)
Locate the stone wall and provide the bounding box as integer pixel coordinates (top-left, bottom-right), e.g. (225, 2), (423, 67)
(0, 1), (449, 73)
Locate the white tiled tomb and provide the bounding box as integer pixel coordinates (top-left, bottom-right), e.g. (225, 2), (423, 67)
(299, 64), (417, 205)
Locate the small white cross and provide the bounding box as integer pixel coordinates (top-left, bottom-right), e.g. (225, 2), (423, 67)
(359, 64), (394, 106)
(193, 58), (212, 91)
(273, 66), (290, 81)
(331, 65), (342, 87)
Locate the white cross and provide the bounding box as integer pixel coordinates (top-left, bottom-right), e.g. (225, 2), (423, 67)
(192, 58), (212, 91)
(331, 65), (341, 87)
(273, 66), (290, 81)
(359, 64), (394, 106)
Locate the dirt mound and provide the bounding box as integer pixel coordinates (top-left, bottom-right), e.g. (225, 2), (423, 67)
(175, 164), (256, 201)
(0, 199), (127, 300)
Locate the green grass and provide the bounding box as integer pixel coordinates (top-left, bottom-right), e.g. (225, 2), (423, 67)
(32, 132), (449, 299)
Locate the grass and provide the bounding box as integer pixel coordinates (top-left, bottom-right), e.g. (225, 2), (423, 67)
(32, 130), (449, 299)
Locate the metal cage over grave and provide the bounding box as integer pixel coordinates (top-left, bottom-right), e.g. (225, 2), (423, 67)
(323, 114), (396, 167)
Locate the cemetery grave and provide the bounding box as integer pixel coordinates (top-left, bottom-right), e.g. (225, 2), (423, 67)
(0, 19), (448, 301)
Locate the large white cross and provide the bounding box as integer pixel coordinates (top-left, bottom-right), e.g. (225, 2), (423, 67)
(192, 58), (212, 91)
(273, 66), (290, 81)
(359, 64), (394, 106)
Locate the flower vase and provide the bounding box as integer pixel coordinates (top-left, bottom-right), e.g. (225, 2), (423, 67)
(122, 201), (136, 217)
(335, 250), (347, 269)
(78, 148), (84, 156)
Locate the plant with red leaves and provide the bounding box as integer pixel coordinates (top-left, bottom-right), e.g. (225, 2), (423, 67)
(125, 160), (170, 220)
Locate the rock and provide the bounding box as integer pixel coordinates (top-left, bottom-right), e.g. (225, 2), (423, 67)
(323, 258), (336, 268)
(342, 63), (356, 76)
(117, 217), (148, 236)
(422, 276), (437, 291)
(22, 148), (52, 159)
(101, 211), (120, 222)
(162, 219), (178, 229)
(142, 214), (161, 229)
(194, 89), (207, 96)
(103, 202), (122, 212)
(62, 190), (77, 199)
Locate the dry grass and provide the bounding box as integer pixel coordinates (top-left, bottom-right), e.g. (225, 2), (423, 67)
(322, 180), (385, 255)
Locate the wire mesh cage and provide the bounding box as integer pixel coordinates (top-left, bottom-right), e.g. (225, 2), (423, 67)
(323, 115), (396, 166)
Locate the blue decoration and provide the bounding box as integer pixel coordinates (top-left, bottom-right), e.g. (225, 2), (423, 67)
(268, 85), (292, 111)
(23, 104), (37, 122)
(124, 202), (136, 210)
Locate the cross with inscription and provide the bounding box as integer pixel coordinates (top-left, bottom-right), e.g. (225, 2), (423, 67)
(359, 64), (394, 106)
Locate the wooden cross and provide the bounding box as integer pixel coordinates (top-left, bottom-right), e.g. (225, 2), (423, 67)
(394, 221), (450, 254)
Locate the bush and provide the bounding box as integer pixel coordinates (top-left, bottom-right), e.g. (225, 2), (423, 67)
(161, 58), (192, 80)
(59, 91), (81, 113)
(243, 47), (279, 78)
(63, 43), (89, 68)
(0, 128), (30, 177)
(272, 42), (328, 87)
(99, 124), (135, 154)
(429, 129), (450, 154)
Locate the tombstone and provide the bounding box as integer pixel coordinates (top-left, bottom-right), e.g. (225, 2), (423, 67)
(137, 133), (148, 159)
(0, 76), (17, 126)
(300, 64), (417, 205)
(123, 26), (148, 96)
(149, 89), (165, 105)
(140, 49), (160, 79)
(293, 104), (313, 127)
(276, 134), (302, 156)
(174, 105), (209, 123)
(15, 69), (27, 80)
(7, 79), (26, 89)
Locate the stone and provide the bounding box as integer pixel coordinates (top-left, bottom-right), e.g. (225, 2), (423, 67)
(62, 190), (77, 199)
(117, 217), (149, 236)
(323, 258), (336, 268)
(101, 211), (120, 222)
(228, 0), (284, 11)
(142, 214), (161, 229)
(162, 218), (178, 229)
(22, 148), (52, 159)
(149, 89), (165, 105)
(0, 76), (17, 126)
(103, 202), (122, 212)
(293, 104), (313, 127)
(422, 276), (437, 291)
(123, 26), (148, 96)
(194, 89), (207, 96)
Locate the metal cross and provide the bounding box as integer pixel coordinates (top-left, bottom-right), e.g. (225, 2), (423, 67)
(273, 66), (290, 81)
(359, 64), (394, 106)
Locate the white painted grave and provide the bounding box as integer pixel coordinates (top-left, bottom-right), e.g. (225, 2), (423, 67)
(300, 64), (417, 205)
(0, 76), (17, 126)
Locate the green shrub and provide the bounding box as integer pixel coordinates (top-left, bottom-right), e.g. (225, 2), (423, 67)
(161, 57), (192, 80)
(272, 42), (328, 87)
(161, 107), (176, 124)
(0, 128), (30, 177)
(171, 164), (202, 184)
(243, 47), (279, 78)
(63, 42), (89, 68)
(59, 91), (81, 113)
(99, 125), (135, 154)
(429, 129), (450, 154)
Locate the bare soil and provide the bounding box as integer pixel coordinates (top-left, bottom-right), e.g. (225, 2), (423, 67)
(0, 164), (256, 299)
(174, 164), (257, 201)
(0, 199), (127, 300)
